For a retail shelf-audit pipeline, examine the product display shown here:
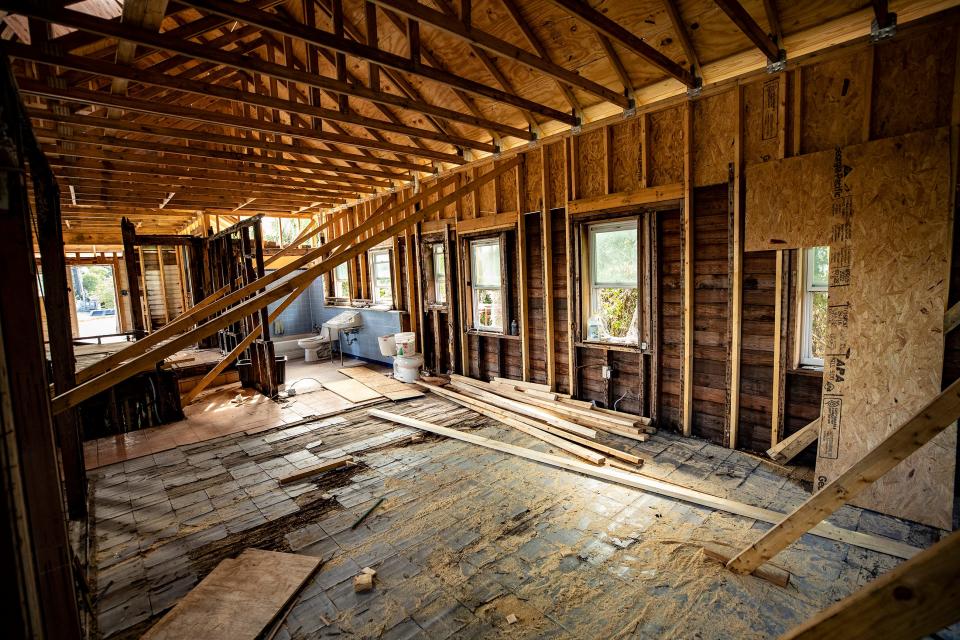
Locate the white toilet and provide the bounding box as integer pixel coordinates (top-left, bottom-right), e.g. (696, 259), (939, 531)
(297, 328), (331, 362)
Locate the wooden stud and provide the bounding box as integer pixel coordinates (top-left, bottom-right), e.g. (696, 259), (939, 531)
(728, 86), (744, 450)
(540, 150), (556, 390)
(681, 101), (694, 437)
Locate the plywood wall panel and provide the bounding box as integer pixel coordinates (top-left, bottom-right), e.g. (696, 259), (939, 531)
(477, 164), (496, 216)
(742, 77), (783, 166)
(575, 129), (607, 199)
(872, 26), (957, 140)
(496, 160), (518, 214)
(544, 142), (565, 211)
(801, 49), (872, 154)
(694, 89), (737, 187)
(744, 128), (954, 528)
(610, 119), (642, 193)
(521, 149), (543, 214)
(648, 106), (684, 186)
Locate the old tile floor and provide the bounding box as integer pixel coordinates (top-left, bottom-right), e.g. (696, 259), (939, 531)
(88, 393), (956, 639)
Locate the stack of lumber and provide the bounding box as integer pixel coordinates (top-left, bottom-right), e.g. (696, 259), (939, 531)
(417, 374), (654, 470)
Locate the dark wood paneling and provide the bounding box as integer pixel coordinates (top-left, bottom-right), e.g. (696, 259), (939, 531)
(736, 249), (777, 452)
(525, 212), (547, 384)
(550, 209), (570, 394)
(657, 210), (682, 431)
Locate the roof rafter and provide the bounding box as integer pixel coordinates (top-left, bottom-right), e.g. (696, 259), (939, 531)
(662, 0), (701, 78)
(368, 0), (629, 109)
(540, 0), (697, 87)
(713, 0), (782, 62)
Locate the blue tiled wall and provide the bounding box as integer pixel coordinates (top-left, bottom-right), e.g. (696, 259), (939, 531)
(265, 269), (403, 364)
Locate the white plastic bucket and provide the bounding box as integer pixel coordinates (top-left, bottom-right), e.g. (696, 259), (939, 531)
(394, 331), (416, 355)
(378, 334), (397, 357)
(393, 353), (423, 383)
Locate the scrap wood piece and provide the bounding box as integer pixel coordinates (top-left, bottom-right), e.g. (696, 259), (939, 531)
(701, 542), (790, 587)
(323, 378), (384, 403)
(492, 377), (551, 393)
(421, 381), (631, 465)
(339, 366), (424, 400)
(779, 529), (960, 640)
(279, 455), (354, 485)
(142, 549), (321, 640)
(767, 418), (819, 464)
(447, 380), (597, 439)
(368, 409), (920, 560)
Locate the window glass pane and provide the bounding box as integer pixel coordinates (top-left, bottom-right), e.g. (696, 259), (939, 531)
(374, 262), (391, 279)
(334, 263), (348, 280)
(590, 287), (639, 341)
(472, 241), (501, 287)
(280, 219), (299, 246)
(593, 225), (637, 285)
(810, 291), (828, 360)
(475, 288), (502, 330)
(809, 246), (830, 288)
(434, 245), (446, 303)
(261, 217), (280, 246)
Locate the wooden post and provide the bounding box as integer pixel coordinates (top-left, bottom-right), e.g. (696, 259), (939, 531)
(517, 159), (530, 381)
(121, 217), (146, 336)
(681, 101), (694, 436)
(540, 148), (556, 390)
(728, 86), (744, 449)
(564, 137), (577, 395)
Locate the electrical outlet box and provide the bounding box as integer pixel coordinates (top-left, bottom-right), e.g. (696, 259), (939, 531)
(601, 365), (613, 380)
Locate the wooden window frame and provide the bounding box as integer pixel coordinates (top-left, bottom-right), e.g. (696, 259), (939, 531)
(580, 216), (641, 345)
(799, 246), (829, 369)
(464, 234), (508, 335)
(368, 246), (394, 308)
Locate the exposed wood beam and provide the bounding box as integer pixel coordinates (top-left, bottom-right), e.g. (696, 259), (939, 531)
(595, 32), (634, 96)
(158, 191), (175, 209)
(172, 0), (578, 124)
(713, 0), (782, 61)
(27, 110), (425, 173)
(497, 0), (582, 114)
(762, 0), (783, 46)
(108, 0), (170, 118)
(4, 1), (532, 141)
(33, 129), (409, 182)
(56, 177), (346, 205)
(368, 0), (629, 108)
(8, 43), (494, 152)
(539, 0), (696, 87)
(18, 79), (465, 164)
(662, 0), (701, 77)
(873, 0), (894, 30)
(726, 376), (960, 576)
(779, 529), (960, 640)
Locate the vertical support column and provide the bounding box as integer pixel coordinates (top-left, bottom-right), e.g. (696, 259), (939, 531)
(728, 86), (745, 450)
(444, 224), (459, 374)
(0, 80), (82, 635)
(771, 73), (791, 447)
(540, 148), (556, 390)
(564, 137), (577, 396)
(517, 158), (530, 381)
(33, 156), (86, 519)
(681, 101), (695, 437)
(121, 217), (145, 337)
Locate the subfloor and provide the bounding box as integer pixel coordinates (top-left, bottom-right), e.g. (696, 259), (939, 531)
(83, 357), (385, 469)
(87, 390), (950, 640)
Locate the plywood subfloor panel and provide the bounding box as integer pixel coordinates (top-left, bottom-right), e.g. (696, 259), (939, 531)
(323, 378), (385, 403)
(142, 548), (320, 640)
(339, 366), (425, 400)
(744, 127), (954, 528)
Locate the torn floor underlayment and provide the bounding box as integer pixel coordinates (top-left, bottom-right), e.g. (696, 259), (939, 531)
(88, 395), (955, 639)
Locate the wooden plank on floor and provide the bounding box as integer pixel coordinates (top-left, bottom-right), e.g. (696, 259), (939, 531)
(338, 366), (424, 400)
(278, 455), (354, 485)
(141, 548), (321, 640)
(323, 378), (384, 403)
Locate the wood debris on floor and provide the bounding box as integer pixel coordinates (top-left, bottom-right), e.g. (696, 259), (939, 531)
(321, 378), (385, 403)
(141, 549), (320, 640)
(339, 366), (425, 400)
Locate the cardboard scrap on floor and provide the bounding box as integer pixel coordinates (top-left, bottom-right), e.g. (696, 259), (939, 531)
(322, 378), (384, 403)
(141, 548), (321, 640)
(339, 366), (424, 400)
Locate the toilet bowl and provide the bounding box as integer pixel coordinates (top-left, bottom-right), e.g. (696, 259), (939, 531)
(297, 334), (326, 362)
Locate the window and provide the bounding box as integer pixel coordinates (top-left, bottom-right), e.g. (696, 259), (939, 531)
(280, 218), (301, 246)
(261, 217), (281, 246)
(332, 262), (350, 299)
(432, 243), (447, 304)
(586, 220), (639, 343)
(470, 238), (503, 332)
(369, 248), (393, 307)
(800, 246), (830, 367)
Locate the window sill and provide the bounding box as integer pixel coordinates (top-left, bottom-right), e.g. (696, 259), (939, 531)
(467, 330), (520, 341)
(789, 366), (824, 378)
(575, 340), (641, 353)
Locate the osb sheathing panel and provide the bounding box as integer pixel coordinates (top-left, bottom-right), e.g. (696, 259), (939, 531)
(872, 25), (957, 140)
(648, 106), (684, 186)
(496, 159), (518, 213)
(544, 142), (566, 211)
(693, 89), (737, 187)
(744, 128), (954, 528)
(521, 148), (543, 213)
(610, 119), (642, 193)
(477, 164), (496, 215)
(801, 49), (872, 154)
(575, 129), (607, 200)
(742, 77), (783, 165)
